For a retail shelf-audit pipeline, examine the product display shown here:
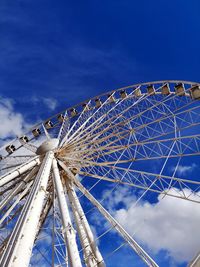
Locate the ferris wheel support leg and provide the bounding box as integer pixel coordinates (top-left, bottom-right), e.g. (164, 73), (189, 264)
(58, 161), (158, 267)
(0, 166), (39, 211)
(65, 175), (105, 267)
(0, 156), (40, 187)
(0, 151), (54, 267)
(52, 158), (82, 267)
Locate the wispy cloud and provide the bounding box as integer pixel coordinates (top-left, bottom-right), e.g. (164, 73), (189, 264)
(0, 96), (30, 140)
(31, 96), (57, 111)
(42, 97), (57, 111)
(171, 163), (197, 176)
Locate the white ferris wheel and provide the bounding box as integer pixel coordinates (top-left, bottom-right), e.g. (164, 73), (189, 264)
(0, 80), (200, 267)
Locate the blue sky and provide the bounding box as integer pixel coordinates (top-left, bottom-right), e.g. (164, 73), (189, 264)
(1, 1), (200, 267)
(1, 0), (200, 121)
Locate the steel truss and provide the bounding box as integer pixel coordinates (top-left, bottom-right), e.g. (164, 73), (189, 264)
(0, 81), (200, 266)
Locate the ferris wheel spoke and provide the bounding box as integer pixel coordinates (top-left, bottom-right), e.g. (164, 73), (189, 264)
(115, 97), (197, 142)
(61, 123), (130, 155)
(78, 167), (200, 187)
(60, 100), (96, 144)
(60, 97), (111, 147)
(71, 116), (133, 155)
(61, 146), (200, 168)
(82, 133), (200, 164)
(134, 106), (200, 141)
(68, 87), (195, 148)
(71, 85), (168, 145)
(126, 88), (194, 129)
(76, 168), (200, 203)
(76, 134), (200, 163)
(63, 105), (200, 163)
(66, 102), (143, 149)
(58, 156), (134, 168)
(78, 127), (130, 152)
(63, 90), (145, 147)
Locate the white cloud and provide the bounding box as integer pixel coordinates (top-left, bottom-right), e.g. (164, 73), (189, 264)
(113, 187), (200, 263)
(42, 97), (57, 111)
(31, 96), (57, 111)
(174, 163), (197, 176)
(0, 96), (29, 140)
(102, 186), (136, 213)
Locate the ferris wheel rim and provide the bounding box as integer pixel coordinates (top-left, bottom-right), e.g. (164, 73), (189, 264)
(0, 79), (199, 153)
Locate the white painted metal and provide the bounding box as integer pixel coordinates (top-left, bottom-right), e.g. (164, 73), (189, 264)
(59, 161), (158, 267)
(65, 175), (105, 267)
(36, 138), (59, 155)
(0, 156), (40, 187)
(1, 81), (200, 266)
(0, 166), (38, 210)
(0, 180), (33, 225)
(0, 151), (53, 267)
(52, 158), (82, 267)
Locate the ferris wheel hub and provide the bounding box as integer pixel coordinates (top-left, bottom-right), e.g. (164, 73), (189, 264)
(36, 138), (59, 155)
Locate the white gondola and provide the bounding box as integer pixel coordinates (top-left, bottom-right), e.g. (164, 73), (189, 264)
(6, 145), (16, 154)
(95, 98), (102, 108)
(190, 85), (200, 100)
(147, 85), (155, 95)
(58, 114), (64, 122)
(19, 135), (29, 143)
(134, 87), (142, 97)
(161, 83), (170, 95)
(45, 120), (53, 129)
(175, 83), (185, 96)
(107, 93), (116, 103)
(70, 108), (78, 117)
(32, 128), (41, 137)
(120, 90), (127, 99)
(82, 103), (90, 111)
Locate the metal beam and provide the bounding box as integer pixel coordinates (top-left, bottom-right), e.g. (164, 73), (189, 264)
(0, 152), (53, 267)
(59, 160), (158, 267)
(0, 180), (33, 226)
(52, 158), (82, 267)
(0, 156), (40, 187)
(65, 173), (105, 267)
(0, 166), (39, 211)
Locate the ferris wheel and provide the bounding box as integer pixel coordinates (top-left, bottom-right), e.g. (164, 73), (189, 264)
(0, 80), (200, 267)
